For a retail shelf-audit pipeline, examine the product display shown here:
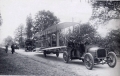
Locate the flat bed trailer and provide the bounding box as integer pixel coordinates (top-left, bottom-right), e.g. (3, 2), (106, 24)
(34, 22), (77, 57)
(41, 46), (67, 57)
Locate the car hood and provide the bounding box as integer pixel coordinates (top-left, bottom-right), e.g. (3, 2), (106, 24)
(86, 45), (104, 52)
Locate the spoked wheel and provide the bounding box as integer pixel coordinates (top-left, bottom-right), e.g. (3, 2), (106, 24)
(107, 52), (117, 68)
(63, 51), (69, 63)
(44, 50), (47, 57)
(84, 53), (94, 70)
(56, 52), (59, 57)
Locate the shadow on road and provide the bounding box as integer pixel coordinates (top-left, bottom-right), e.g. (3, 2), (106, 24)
(35, 53), (64, 62)
(93, 65), (108, 69)
(68, 60), (84, 65)
(35, 53), (86, 66)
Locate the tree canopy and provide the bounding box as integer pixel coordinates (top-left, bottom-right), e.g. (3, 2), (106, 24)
(67, 23), (97, 45)
(26, 14), (33, 39)
(90, 1), (120, 27)
(4, 36), (13, 46)
(109, 29), (120, 54)
(33, 10), (60, 34)
(0, 13), (2, 26)
(14, 24), (25, 48)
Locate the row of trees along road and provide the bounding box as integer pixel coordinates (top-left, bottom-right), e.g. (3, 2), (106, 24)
(4, 1), (120, 55)
(13, 10), (60, 48)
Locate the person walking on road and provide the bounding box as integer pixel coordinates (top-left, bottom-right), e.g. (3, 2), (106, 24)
(5, 44), (8, 53)
(11, 44), (15, 54)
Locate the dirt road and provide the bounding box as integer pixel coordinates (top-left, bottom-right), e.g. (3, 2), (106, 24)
(0, 48), (120, 76)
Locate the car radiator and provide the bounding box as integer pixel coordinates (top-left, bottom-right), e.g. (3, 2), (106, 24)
(97, 49), (106, 58)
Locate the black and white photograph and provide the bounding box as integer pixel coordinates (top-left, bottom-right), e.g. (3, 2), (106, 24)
(0, 0), (120, 76)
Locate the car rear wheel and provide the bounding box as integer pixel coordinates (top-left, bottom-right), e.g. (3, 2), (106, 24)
(84, 53), (94, 70)
(107, 52), (117, 68)
(63, 51), (69, 63)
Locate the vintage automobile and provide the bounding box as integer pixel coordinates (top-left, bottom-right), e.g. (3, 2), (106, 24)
(63, 42), (117, 70)
(25, 39), (36, 52)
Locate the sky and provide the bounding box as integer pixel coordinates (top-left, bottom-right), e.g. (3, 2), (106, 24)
(97, 19), (120, 37)
(0, 0), (93, 43)
(0, 0), (120, 44)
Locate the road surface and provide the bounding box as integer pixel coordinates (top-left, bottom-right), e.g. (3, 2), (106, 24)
(0, 48), (120, 76)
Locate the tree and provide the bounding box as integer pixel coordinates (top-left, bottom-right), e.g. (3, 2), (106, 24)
(90, 1), (120, 27)
(33, 10), (60, 34)
(4, 36), (13, 46)
(14, 24), (25, 48)
(89, 1), (120, 54)
(26, 14), (33, 39)
(93, 29), (120, 55)
(67, 23), (98, 45)
(109, 29), (120, 54)
(0, 13), (2, 26)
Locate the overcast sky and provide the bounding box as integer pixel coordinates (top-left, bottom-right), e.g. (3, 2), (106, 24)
(0, 0), (93, 43)
(0, 0), (120, 44)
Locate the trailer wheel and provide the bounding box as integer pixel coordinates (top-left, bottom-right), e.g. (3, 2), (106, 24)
(107, 52), (117, 68)
(25, 48), (27, 52)
(82, 59), (84, 62)
(56, 52), (59, 57)
(84, 53), (94, 70)
(44, 50), (47, 57)
(63, 51), (69, 63)
(25, 50), (27, 52)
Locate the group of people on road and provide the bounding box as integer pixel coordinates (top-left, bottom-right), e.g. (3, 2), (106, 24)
(5, 44), (15, 54)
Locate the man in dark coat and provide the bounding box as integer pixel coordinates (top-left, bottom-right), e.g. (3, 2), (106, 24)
(11, 44), (15, 54)
(67, 37), (75, 58)
(5, 44), (8, 53)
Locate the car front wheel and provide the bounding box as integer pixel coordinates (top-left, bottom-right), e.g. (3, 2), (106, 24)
(84, 53), (94, 70)
(107, 52), (117, 68)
